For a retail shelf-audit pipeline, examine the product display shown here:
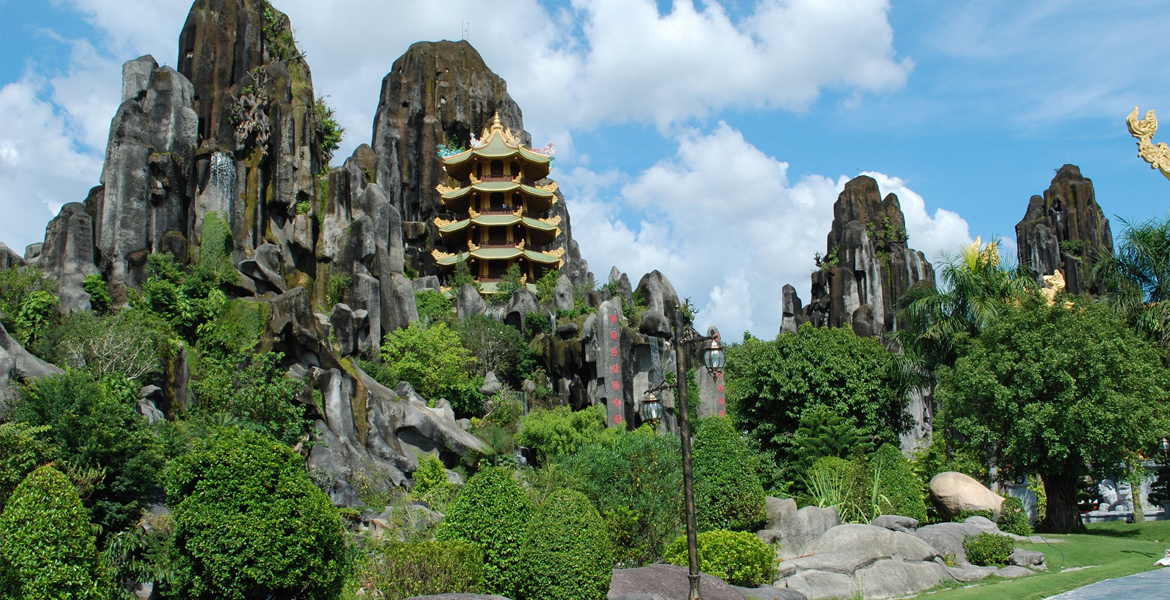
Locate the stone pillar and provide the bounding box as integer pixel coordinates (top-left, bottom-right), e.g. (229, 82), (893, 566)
(598, 299), (626, 428)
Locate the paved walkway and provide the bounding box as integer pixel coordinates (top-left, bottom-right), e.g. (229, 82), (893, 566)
(1044, 567), (1170, 599)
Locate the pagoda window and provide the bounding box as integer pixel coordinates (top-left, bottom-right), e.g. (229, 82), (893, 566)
(490, 192), (506, 211)
(476, 164), (482, 179)
(488, 227), (507, 245)
(491, 160), (504, 177)
(488, 261), (508, 279)
(510, 161), (520, 177)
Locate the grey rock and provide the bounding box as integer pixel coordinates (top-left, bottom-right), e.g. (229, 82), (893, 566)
(556, 323), (579, 338)
(1009, 548), (1046, 568)
(609, 266), (633, 305)
(554, 273), (575, 311)
(755, 529), (783, 545)
(852, 559), (947, 599)
(766, 497), (841, 559)
(504, 288), (539, 330)
(779, 284), (806, 335)
(137, 385), (165, 424)
(383, 272), (419, 334)
(457, 283), (486, 320)
(39, 202), (100, 313)
(801, 524), (940, 563)
(635, 270), (680, 322)
(479, 372), (501, 396)
(238, 244), (286, 295)
(870, 514), (919, 533)
(330, 304), (356, 357)
(0, 243), (23, 270)
(412, 276), (440, 292)
(994, 565), (1035, 578)
(731, 585), (807, 600)
(608, 564), (748, 600)
(403, 595), (510, 600)
(23, 243), (42, 263)
(0, 322), (63, 416)
(913, 521), (987, 564)
(638, 309), (671, 339)
(776, 571), (855, 600)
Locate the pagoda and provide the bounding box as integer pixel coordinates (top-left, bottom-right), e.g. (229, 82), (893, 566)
(431, 114), (564, 295)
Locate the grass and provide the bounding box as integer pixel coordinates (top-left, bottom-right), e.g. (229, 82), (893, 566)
(912, 520), (1170, 599)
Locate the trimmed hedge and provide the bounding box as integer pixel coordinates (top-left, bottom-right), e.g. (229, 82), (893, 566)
(963, 532), (1014, 566)
(361, 539), (484, 598)
(0, 465), (112, 599)
(520, 488), (613, 600)
(664, 529), (777, 587)
(164, 428), (347, 599)
(692, 417), (766, 532)
(871, 444), (928, 523)
(998, 496), (1031, 536)
(436, 466), (532, 598)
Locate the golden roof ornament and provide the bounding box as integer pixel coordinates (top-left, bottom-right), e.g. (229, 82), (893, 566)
(1040, 270), (1072, 307)
(538, 181), (559, 193)
(547, 247), (565, 259)
(436, 183), (457, 195)
(431, 249), (454, 261)
(1127, 107), (1170, 181)
(541, 215), (562, 227)
(433, 216), (455, 228)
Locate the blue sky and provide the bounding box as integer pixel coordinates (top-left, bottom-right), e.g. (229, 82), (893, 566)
(1, 0), (1168, 340)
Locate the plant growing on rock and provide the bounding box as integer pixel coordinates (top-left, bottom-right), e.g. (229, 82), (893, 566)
(165, 428), (347, 600)
(692, 416), (765, 532)
(520, 488), (612, 600)
(377, 321), (479, 413)
(435, 466), (531, 598)
(357, 539), (484, 599)
(664, 529), (777, 587)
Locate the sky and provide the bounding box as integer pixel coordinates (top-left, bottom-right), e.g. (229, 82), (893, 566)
(1, 0), (1168, 341)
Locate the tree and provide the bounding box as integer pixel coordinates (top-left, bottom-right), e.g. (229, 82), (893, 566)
(1092, 214), (1170, 362)
(458, 315), (526, 383)
(726, 324), (911, 462)
(0, 422), (55, 514)
(940, 297), (1170, 532)
(377, 321), (478, 410)
(165, 428), (347, 599)
(192, 351), (309, 447)
(692, 416), (765, 532)
(0, 465), (112, 599)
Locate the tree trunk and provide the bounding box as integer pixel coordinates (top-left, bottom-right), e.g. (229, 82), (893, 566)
(1040, 472), (1085, 533)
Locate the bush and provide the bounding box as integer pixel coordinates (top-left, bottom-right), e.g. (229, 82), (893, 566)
(459, 315), (527, 383)
(12, 370), (164, 540)
(82, 274), (112, 315)
(191, 351), (309, 447)
(524, 311), (552, 339)
(358, 539), (483, 599)
(517, 404), (618, 463)
(435, 467), (531, 598)
(378, 321), (477, 407)
(560, 427), (683, 566)
(962, 532), (1014, 566)
(60, 308), (171, 382)
(870, 444), (928, 523)
(536, 269), (559, 304)
(664, 529), (777, 587)
(164, 428), (347, 599)
(693, 416), (765, 532)
(800, 456), (870, 523)
(0, 422), (55, 513)
(520, 488), (613, 600)
(412, 454), (448, 496)
(956, 509), (995, 522)
(0, 465), (112, 599)
(415, 289), (453, 326)
(998, 496), (1032, 536)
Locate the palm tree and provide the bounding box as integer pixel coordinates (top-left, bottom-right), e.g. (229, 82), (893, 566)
(1091, 214), (1170, 362)
(894, 237), (1037, 371)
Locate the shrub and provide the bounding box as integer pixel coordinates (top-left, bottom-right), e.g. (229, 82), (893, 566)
(0, 465), (112, 599)
(0, 266), (56, 330)
(693, 416), (765, 532)
(326, 273), (352, 307)
(12, 370), (164, 540)
(412, 454), (448, 496)
(998, 496), (1032, 536)
(359, 539), (483, 599)
(191, 351), (309, 447)
(435, 467), (531, 598)
(962, 532), (1014, 566)
(536, 268), (559, 304)
(870, 443), (928, 523)
(459, 315), (526, 383)
(792, 406), (873, 473)
(165, 428), (347, 599)
(559, 427), (683, 566)
(800, 456), (869, 523)
(82, 274), (112, 315)
(524, 311), (553, 339)
(378, 321), (477, 405)
(0, 422), (55, 513)
(415, 289), (453, 325)
(521, 488), (612, 600)
(664, 529), (777, 587)
(956, 508), (995, 522)
(517, 404), (618, 463)
(61, 308), (171, 382)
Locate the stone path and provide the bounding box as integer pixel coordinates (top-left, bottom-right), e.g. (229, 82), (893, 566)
(1044, 567), (1170, 599)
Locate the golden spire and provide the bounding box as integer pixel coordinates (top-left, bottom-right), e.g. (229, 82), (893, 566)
(1127, 107), (1170, 181)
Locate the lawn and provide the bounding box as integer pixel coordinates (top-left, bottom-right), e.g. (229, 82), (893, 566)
(912, 520), (1170, 599)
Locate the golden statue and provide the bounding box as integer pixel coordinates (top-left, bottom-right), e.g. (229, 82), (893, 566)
(1127, 107), (1170, 181)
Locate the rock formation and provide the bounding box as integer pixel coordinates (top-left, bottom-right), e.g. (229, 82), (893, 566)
(0, 322), (64, 416)
(928, 471), (1005, 520)
(1015, 165), (1114, 295)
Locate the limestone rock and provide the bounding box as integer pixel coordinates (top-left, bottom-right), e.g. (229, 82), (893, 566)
(38, 202), (100, 313)
(136, 385), (166, 425)
(479, 372), (501, 396)
(412, 276), (440, 292)
(1009, 549), (1046, 569)
(1015, 165), (1114, 295)
(913, 521), (989, 564)
(608, 564), (748, 600)
(330, 304), (356, 357)
(638, 309), (671, 339)
(730, 585), (807, 600)
(0, 322), (63, 416)
(457, 283), (486, 320)
(635, 270), (681, 324)
(609, 266), (633, 305)
(779, 284), (807, 335)
(504, 288), (539, 330)
(928, 472), (1004, 520)
(870, 514), (919, 533)
(238, 243), (286, 294)
(402, 595), (510, 600)
(765, 497), (841, 559)
(0, 243), (24, 270)
(554, 273), (575, 311)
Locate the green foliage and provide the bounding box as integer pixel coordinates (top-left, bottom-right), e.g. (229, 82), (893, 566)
(727, 324), (910, 464)
(12, 370), (163, 541)
(524, 311), (552, 340)
(1059, 238), (1086, 256)
(435, 467), (532, 599)
(516, 404), (618, 463)
(559, 427), (683, 566)
(415, 289), (453, 325)
(791, 405), (874, 473)
(940, 298), (1170, 531)
(664, 529), (777, 587)
(412, 454), (448, 496)
(800, 456), (870, 523)
(13, 289), (57, 347)
(198, 212), (237, 284)
(132, 253), (227, 342)
(870, 443), (929, 523)
(165, 428), (346, 600)
(999, 496), (1032, 536)
(447, 260), (480, 292)
(357, 539), (484, 599)
(1091, 214), (1170, 361)
(692, 417), (765, 532)
(326, 273), (352, 307)
(0, 422), (55, 515)
(0, 466), (112, 599)
(82, 274), (112, 315)
(491, 263), (525, 305)
(0, 266), (56, 327)
(191, 351), (309, 447)
(314, 96), (344, 168)
(536, 268), (560, 304)
(459, 315), (526, 383)
(194, 297), (269, 359)
(962, 532), (1014, 566)
(377, 321), (478, 411)
(102, 511), (175, 599)
(520, 488), (612, 600)
(911, 435), (989, 485)
(956, 508), (995, 522)
(59, 308), (171, 382)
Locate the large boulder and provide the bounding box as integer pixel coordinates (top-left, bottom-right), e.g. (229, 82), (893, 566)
(764, 497), (841, 559)
(38, 202), (100, 313)
(0, 322), (63, 416)
(928, 472), (1004, 520)
(608, 564), (748, 600)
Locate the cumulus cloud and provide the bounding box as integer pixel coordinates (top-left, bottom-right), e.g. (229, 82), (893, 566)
(564, 123), (970, 342)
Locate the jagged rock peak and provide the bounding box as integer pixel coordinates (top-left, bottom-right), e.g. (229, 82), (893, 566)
(1015, 164), (1113, 296)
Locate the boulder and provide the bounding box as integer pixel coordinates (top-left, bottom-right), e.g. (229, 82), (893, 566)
(38, 202), (100, 313)
(779, 284), (807, 335)
(730, 585), (807, 600)
(554, 273), (575, 311)
(913, 521), (988, 564)
(609, 266), (633, 305)
(457, 283), (486, 320)
(238, 243), (286, 294)
(608, 564), (748, 600)
(504, 288), (540, 330)
(870, 515), (919, 533)
(329, 304), (356, 357)
(638, 309), (671, 339)
(403, 595), (510, 600)
(412, 276), (441, 292)
(136, 385), (165, 425)
(0, 243), (24, 270)
(928, 472), (1004, 520)
(635, 270), (680, 323)
(765, 497), (841, 559)
(0, 322), (63, 415)
(479, 372), (501, 396)
(1009, 549), (1046, 569)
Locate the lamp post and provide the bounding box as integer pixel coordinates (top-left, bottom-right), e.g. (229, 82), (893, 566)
(1161, 436), (1170, 456)
(642, 391), (664, 431)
